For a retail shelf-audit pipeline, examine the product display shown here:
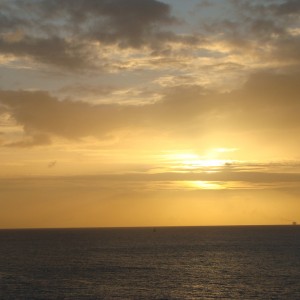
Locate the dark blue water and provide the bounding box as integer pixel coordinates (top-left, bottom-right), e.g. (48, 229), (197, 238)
(0, 226), (299, 299)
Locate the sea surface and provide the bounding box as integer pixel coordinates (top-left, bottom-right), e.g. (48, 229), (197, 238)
(0, 226), (299, 299)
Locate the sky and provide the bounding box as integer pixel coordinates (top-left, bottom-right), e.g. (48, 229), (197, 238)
(0, 0), (300, 228)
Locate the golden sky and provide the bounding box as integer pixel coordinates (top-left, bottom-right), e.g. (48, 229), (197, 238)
(0, 0), (300, 228)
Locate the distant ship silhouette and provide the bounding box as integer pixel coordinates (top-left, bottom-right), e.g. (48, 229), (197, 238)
(292, 221), (297, 226)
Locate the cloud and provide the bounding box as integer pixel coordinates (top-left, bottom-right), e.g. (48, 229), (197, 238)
(1, 0), (299, 73)
(197, 0), (300, 68)
(48, 160), (57, 168)
(0, 71), (300, 146)
(226, 72), (300, 129)
(2, 167), (300, 189)
(271, 0), (300, 16)
(0, 85), (211, 145)
(0, 36), (95, 70)
(76, 170), (300, 184)
(0, 90), (135, 140)
(0, 0), (187, 70)
(156, 71), (300, 132)
(3, 133), (51, 148)
(38, 0), (178, 47)
(77, 0), (178, 48)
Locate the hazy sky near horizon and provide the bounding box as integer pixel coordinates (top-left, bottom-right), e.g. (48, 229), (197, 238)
(1, 0), (300, 228)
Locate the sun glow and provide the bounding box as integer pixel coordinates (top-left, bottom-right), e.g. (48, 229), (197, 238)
(166, 151), (234, 170)
(188, 181), (224, 190)
(187, 159), (228, 168)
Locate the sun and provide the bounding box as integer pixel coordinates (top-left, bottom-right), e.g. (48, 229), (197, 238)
(164, 149), (236, 170)
(180, 155), (230, 170)
(190, 159), (227, 168)
(189, 181), (224, 190)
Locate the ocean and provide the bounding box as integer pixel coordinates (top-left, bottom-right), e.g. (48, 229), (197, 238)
(0, 226), (299, 299)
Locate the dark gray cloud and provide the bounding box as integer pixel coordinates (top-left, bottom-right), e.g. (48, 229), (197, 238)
(200, 0), (300, 65)
(0, 36), (94, 70)
(1, 0), (299, 70)
(0, 0), (183, 69)
(31, 0), (179, 48)
(271, 0), (300, 16)
(63, 0), (177, 48)
(229, 0), (300, 17)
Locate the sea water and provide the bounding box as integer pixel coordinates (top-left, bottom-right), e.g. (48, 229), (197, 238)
(0, 226), (299, 299)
